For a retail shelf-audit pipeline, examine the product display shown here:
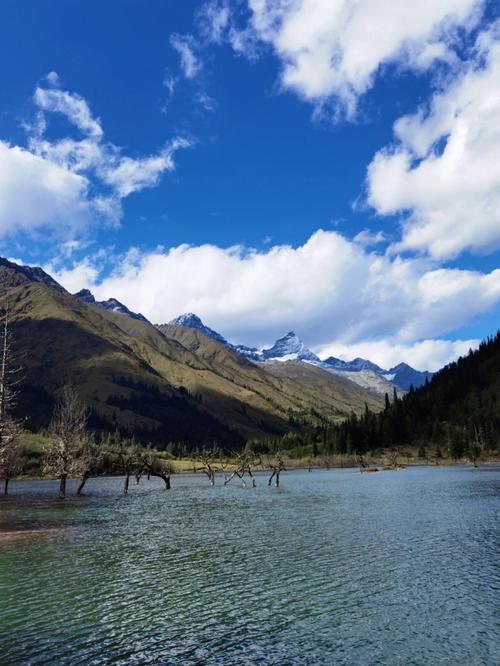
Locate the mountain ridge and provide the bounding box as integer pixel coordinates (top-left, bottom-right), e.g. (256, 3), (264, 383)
(165, 312), (433, 392)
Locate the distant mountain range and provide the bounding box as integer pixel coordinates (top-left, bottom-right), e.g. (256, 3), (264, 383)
(164, 314), (433, 393)
(1, 257), (384, 447)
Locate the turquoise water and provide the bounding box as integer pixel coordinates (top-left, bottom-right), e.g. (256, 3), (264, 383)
(0, 467), (498, 665)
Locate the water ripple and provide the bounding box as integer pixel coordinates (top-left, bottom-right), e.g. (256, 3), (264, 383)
(0, 467), (499, 665)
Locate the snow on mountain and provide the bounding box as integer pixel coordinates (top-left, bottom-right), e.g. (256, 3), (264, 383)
(232, 344), (263, 362)
(73, 290), (149, 322)
(165, 311), (433, 391)
(167, 313), (229, 345)
(323, 356), (385, 374)
(261, 331), (320, 363)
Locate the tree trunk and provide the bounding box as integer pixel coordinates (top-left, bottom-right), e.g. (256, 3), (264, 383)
(76, 474), (89, 496)
(4, 478), (9, 495)
(123, 474), (130, 495)
(59, 475), (67, 499)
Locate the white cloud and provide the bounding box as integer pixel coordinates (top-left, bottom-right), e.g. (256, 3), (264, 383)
(352, 229), (385, 247)
(99, 137), (192, 197)
(0, 76), (190, 240)
(232, 0), (483, 118)
(194, 91), (217, 112)
(34, 85), (103, 139)
(367, 23), (500, 259)
(0, 141), (93, 236)
(49, 230), (500, 370)
(197, 1), (230, 45)
(317, 338), (480, 372)
(170, 34), (202, 79)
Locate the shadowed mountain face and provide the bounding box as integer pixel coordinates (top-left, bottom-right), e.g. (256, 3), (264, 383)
(1, 258), (383, 448)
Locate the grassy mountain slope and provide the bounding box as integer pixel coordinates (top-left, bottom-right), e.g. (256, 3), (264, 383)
(261, 360), (384, 416)
(158, 324), (383, 419)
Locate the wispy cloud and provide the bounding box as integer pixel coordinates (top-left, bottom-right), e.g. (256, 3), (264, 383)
(170, 33), (202, 79)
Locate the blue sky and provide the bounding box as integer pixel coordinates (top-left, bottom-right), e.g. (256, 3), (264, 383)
(0, 0), (499, 370)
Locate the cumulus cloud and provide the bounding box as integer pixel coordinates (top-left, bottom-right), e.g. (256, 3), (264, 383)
(48, 230), (500, 370)
(318, 338), (480, 372)
(227, 0), (483, 118)
(0, 75), (190, 240)
(367, 23), (500, 259)
(0, 141), (94, 236)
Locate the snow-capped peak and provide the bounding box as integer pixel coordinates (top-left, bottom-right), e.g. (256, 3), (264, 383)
(261, 331), (320, 363)
(168, 313), (228, 345)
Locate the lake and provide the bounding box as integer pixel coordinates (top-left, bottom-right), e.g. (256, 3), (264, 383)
(0, 466), (498, 665)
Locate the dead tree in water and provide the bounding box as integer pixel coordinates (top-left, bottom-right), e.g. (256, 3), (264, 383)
(267, 455), (285, 487)
(0, 423), (22, 495)
(197, 449), (217, 486)
(355, 451), (367, 472)
(224, 452), (258, 487)
(110, 439), (140, 495)
(385, 447), (403, 470)
(75, 437), (107, 495)
(43, 386), (88, 498)
(0, 305), (24, 494)
(141, 451), (176, 489)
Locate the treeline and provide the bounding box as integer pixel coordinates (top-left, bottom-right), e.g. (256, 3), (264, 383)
(247, 332), (500, 461)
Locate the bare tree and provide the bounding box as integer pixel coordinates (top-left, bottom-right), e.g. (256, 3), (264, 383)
(0, 421), (22, 494)
(75, 436), (106, 495)
(43, 385), (88, 498)
(355, 451), (378, 473)
(224, 452), (258, 487)
(0, 304), (24, 494)
(109, 439), (141, 495)
(196, 449), (217, 486)
(140, 451), (176, 490)
(267, 455), (286, 487)
(387, 447), (401, 469)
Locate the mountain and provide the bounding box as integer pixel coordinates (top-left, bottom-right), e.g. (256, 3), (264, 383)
(387, 362), (433, 392)
(158, 324), (384, 418)
(0, 257), (66, 293)
(323, 356), (385, 374)
(74, 289), (148, 322)
(166, 312), (432, 393)
(1, 257), (383, 448)
(323, 356), (432, 391)
(261, 331), (321, 362)
(167, 313), (228, 345)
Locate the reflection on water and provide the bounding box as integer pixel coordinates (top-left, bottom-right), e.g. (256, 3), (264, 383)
(0, 467), (498, 665)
